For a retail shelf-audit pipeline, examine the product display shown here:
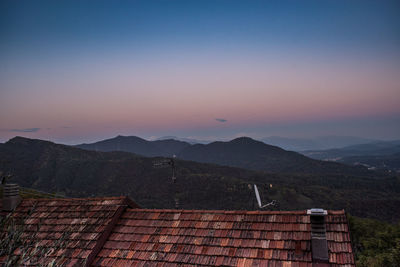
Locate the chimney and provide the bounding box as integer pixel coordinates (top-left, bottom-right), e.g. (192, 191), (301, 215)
(2, 183), (22, 211)
(307, 208), (329, 263)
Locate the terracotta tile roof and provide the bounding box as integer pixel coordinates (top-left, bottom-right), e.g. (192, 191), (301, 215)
(93, 209), (355, 266)
(0, 197), (138, 266)
(1, 196), (354, 266)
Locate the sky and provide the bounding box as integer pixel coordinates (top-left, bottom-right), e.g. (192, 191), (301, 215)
(1, 0), (399, 144)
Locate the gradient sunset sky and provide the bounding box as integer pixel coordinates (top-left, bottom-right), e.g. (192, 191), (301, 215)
(1, 0), (399, 144)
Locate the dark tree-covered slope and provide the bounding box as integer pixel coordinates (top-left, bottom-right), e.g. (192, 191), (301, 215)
(76, 136), (374, 175)
(177, 137), (374, 175)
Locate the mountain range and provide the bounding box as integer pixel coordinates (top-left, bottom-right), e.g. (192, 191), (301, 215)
(77, 136), (373, 175)
(156, 136), (211, 144)
(1, 136), (400, 222)
(262, 136), (378, 151)
(77, 135), (190, 157)
(177, 137), (373, 175)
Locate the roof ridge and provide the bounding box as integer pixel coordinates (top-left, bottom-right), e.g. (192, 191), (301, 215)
(21, 196), (128, 201)
(124, 208), (345, 215)
(124, 208), (308, 214)
(85, 205), (127, 267)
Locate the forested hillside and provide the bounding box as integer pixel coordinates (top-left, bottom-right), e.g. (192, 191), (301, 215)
(177, 137), (375, 175)
(78, 135), (376, 176)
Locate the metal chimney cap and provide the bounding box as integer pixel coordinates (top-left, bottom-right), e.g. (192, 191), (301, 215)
(4, 183), (19, 187)
(307, 208), (327, 216)
(2, 183), (21, 211)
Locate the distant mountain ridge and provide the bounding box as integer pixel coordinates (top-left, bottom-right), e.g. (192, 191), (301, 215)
(176, 137), (373, 175)
(156, 136), (211, 144)
(75, 135), (374, 175)
(262, 136), (378, 151)
(76, 135), (190, 157)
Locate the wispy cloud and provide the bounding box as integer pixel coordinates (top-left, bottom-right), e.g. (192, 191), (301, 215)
(215, 118), (227, 123)
(2, 128), (41, 133)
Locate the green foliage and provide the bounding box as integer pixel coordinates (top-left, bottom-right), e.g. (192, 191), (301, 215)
(0, 185), (64, 199)
(348, 215), (400, 267)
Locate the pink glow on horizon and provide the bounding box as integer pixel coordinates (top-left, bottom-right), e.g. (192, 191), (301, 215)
(1, 52), (399, 143)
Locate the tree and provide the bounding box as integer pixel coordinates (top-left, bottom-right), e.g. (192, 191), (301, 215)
(0, 203), (81, 267)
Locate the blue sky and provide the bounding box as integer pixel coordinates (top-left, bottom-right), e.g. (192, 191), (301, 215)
(1, 0), (399, 143)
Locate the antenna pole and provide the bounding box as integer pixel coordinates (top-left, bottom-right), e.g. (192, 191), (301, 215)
(153, 155), (179, 208)
(172, 155), (178, 208)
(171, 157), (176, 183)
